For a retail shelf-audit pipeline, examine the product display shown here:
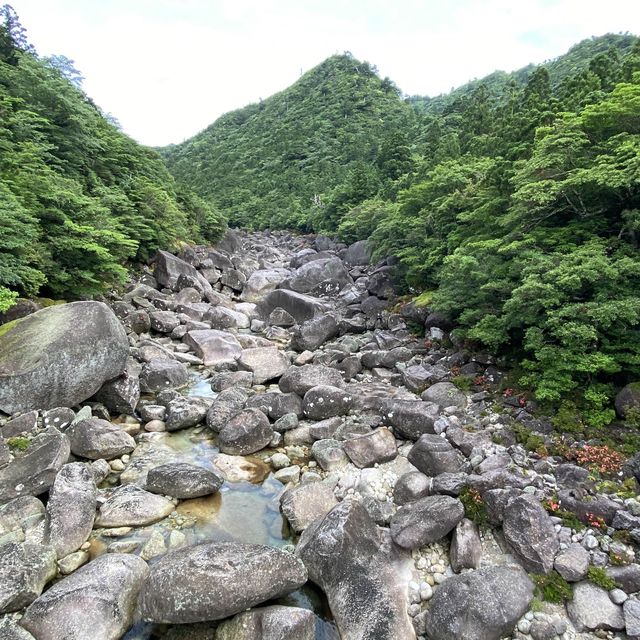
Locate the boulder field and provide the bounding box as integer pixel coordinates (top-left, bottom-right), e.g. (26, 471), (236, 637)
(0, 229), (639, 639)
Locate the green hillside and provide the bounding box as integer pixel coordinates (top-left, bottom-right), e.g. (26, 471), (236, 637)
(161, 54), (417, 230)
(164, 34), (640, 427)
(0, 6), (225, 310)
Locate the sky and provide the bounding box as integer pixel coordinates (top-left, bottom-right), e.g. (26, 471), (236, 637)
(9, 0), (640, 147)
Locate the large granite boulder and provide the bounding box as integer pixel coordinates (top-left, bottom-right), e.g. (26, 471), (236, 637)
(257, 289), (329, 323)
(44, 463), (96, 559)
(238, 347), (289, 384)
(0, 496), (46, 545)
(390, 495), (464, 549)
(303, 385), (352, 420)
(296, 500), (416, 640)
(154, 250), (199, 289)
(0, 428), (70, 502)
(217, 408), (273, 455)
(216, 605), (316, 640)
(95, 485), (174, 527)
(343, 240), (371, 266)
(424, 565), (534, 640)
(20, 554), (149, 640)
(183, 329), (242, 367)
(421, 382), (467, 409)
(408, 434), (465, 476)
(290, 315), (339, 351)
(381, 399), (439, 440)
(567, 581), (625, 632)
(286, 258), (352, 295)
(279, 364), (343, 396)
(502, 495), (559, 574)
(92, 358), (140, 416)
(146, 463), (223, 499)
(343, 428), (397, 468)
(0, 302), (128, 414)
(241, 269), (289, 303)
(139, 358), (190, 393)
(280, 481), (339, 532)
(0, 542), (56, 613)
(66, 418), (135, 460)
(138, 541), (307, 623)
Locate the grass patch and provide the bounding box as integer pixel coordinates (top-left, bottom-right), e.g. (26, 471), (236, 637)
(7, 436), (30, 451)
(412, 290), (436, 308)
(531, 571), (573, 603)
(587, 566), (618, 590)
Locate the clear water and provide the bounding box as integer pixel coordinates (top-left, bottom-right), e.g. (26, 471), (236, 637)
(99, 413), (337, 638)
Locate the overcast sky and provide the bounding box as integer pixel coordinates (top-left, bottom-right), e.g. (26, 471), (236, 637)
(9, 0), (640, 146)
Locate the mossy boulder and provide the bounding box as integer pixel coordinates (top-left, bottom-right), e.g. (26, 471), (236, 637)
(0, 302), (128, 414)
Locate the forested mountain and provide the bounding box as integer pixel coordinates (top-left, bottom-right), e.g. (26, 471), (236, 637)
(165, 34), (640, 427)
(161, 54), (417, 229)
(0, 5), (225, 312)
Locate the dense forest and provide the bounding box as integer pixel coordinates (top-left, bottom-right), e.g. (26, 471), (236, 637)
(165, 34), (640, 428)
(0, 5), (225, 312)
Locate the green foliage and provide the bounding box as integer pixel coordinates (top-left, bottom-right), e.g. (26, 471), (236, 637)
(587, 566), (618, 590)
(531, 571), (573, 603)
(6, 436), (29, 451)
(451, 375), (472, 392)
(0, 8), (226, 301)
(0, 287), (17, 312)
(512, 424), (547, 455)
(162, 53), (417, 231)
(458, 487), (488, 526)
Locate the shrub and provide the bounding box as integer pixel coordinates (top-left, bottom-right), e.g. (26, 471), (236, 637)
(531, 571), (573, 603)
(459, 487), (488, 526)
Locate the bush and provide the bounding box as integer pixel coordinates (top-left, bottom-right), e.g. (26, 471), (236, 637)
(459, 487), (488, 526)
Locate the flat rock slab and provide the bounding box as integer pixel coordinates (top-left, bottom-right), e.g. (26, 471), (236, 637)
(424, 565), (534, 640)
(257, 289), (329, 323)
(343, 427), (397, 468)
(238, 347), (289, 384)
(0, 428), (70, 503)
(183, 329), (242, 367)
(95, 485), (174, 527)
(138, 541), (308, 623)
(0, 542), (56, 613)
(20, 553), (149, 640)
(0, 301), (128, 414)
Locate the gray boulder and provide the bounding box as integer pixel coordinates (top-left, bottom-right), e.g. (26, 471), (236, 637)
(146, 463), (223, 499)
(0, 618), (36, 639)
(421, 382), (467, 408)
(139, 358), (189, 393)
(290, 315), (339, 351)
(138, 541), (307, 623)
(311, 439), (348, 471)
(502, 495), (559, 574)
(257, 289), (329, 323)
(183, 329), (242, 367)
(238, 347), (289, 384)
(554, 543), (590, 581)
(450, 518), (482, 572)
(95, 485), (174, 527)
(66, 417), (135, 460)
(343, 427), (397, 468)
(286, 258), (352, 295)
(390, 495), (464, 549)
(0, 302), (128, 414)
(92, 358), (140, 416)
(296, 500), (416, 640)
(241, 269), (289, 303)
(280, 481), (339, 532)
(0, 496), (46, 545)
(424, 565), (534, 640)
(0, 542), (56, 613)
(206, 388), (248, 432)
(165, 396), (209, 431)
(567, 581), (625, 632)
(0, 428), (70, 502)
(393, 472), (431, 505)
(303, 385), (352, 420)
(279, 364), (343, 396)
(149, 310), (180, 333)
(20, 553), (149, 640)
(154, 250), (198, 289)
(216, 605), (316, 640)
(408, 434), (465, 476)
(381, 399), (439, 440)
(44, 463), (96, 559)
(218, 408), (273, 455)
(616, 383), (640, 419)
(343, 240), (371, 266)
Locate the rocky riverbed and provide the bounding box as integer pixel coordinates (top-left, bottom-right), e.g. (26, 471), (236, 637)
(1, 230), (640, 639)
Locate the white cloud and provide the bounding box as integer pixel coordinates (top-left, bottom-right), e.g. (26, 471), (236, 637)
(9, 0), (640, 146)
